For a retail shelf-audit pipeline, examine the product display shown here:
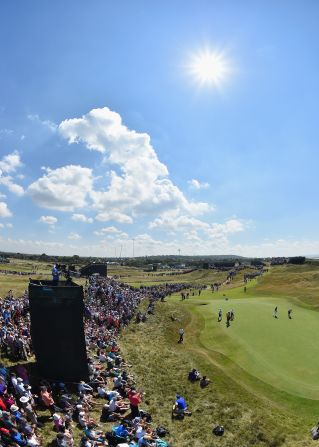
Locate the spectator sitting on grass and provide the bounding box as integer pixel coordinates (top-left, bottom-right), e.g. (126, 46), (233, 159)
(108, 395), (129, 413)
(173, 394), (192, 417)
(78, 381), (93, 395)
(112, 421), (132, 439)
(199, 375), (211, 388)
(188, 368), (200, 382)
(84, 423), (106, 444)
(138, 430), (155, 447)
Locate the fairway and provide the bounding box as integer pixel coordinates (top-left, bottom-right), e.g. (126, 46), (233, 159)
(195, 295), (319, 400)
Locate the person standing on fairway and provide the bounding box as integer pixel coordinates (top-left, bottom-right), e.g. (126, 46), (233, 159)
(273, 306), (278, 319)
(226, 311), (231, 327)
(218, 308), (222, 322)
(288, 309), (292, 319)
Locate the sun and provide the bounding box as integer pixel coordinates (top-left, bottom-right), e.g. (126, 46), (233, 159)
(189, 49), (231, 87)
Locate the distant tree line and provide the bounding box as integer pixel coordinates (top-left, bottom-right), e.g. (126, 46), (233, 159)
(288, 256), (306, 264)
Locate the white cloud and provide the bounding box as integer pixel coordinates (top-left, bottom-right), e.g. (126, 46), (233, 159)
(59, 107), (210, 220)
(71, 213), (93, 223)
(0, 175), (24, 196)
(95, 210), (133, 224)
(0, 202), (12, 218)
(0, 152), (24, 196)
(93, 227), (128, 239)
(188, 179), (210, 190)
(95, 226), (120, 234)
(206, 219), (245, 239)
(6, 223), (13, 228)
(39, 215), (57, 225)
(150, 214), (210, 231)
(28, 165), (94, 211)
(68, 232), (81, 240)
(149, 215), (246, 249)
(0, 151), (22, 173)
(94, 226), (128, 238)
(184, 230), (202, 242)
(27, 114), (57, 132)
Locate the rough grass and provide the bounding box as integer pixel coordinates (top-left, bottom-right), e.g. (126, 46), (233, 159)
(120, 299), (310, 446)
(253, 264), (319, 308)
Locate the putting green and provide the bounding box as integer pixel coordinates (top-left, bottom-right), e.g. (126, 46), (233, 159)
(196, 296), (319, 400)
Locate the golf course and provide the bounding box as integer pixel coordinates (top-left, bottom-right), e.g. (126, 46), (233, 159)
(120, 262), (319, 446)
(188, 291), (319, 400)
(1, 260), (319, 446)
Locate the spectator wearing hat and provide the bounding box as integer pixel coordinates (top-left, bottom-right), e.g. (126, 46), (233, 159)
(10, 372), (18, 392)
(20, 396), (38, 426)
(16, 377), (26, 396)
(53, 413), (65, 432)
(10, 404), (24, 423)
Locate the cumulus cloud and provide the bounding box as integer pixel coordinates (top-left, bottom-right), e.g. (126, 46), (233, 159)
(94, 226), (128, 238)
(68, 232), (81, 240)
(39, 215), (57, 225)
(150, 214), (210, 231)
(95, 226), (121, 234)
(0, 202), (12, 218)
(71, 213), (93, 223)
(28, 165), (94, 211)
(0, 176), (24, 196)
(0, 152), (24, 196)
(95, 210), (133, 224)
(0, 151), (22, 173)
(188, 179), (210, 190)
(149, 214), (246, 248)
(59, 107), (210, 221)
(206, 219), (245, 239)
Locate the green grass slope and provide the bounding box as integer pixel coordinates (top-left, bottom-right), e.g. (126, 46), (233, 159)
(121, 299), (310, 447)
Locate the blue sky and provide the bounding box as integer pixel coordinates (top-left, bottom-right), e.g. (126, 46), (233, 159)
(0, 0), (318, 257)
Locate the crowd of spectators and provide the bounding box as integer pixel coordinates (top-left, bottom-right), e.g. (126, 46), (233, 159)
(0, 276), (190, 446)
